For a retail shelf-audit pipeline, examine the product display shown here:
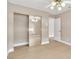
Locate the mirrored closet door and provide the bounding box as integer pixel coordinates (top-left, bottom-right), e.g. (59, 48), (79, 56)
(29, 16), (41, 46)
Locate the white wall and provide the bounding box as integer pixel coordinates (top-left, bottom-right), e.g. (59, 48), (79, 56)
(59, 10), (71, 44)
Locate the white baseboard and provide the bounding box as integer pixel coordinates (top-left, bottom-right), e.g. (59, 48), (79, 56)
(14, 42), (29, 47)
(53, 39), (71, 46)
(7, 48), (14, 55)
(7, 42), (28, 56)
(41, 41), (49, 45)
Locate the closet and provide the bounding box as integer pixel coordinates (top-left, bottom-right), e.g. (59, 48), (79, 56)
(14, 13), (41, 47)
(14, 13), (29, 46)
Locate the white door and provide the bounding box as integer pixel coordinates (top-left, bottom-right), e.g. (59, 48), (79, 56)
(54, 18), (61, 41)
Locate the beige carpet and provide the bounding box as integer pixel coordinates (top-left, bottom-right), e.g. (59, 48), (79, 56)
(8, 40), (71, 59)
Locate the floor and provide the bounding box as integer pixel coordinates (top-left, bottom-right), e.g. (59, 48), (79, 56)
(8, 40), (71, 59)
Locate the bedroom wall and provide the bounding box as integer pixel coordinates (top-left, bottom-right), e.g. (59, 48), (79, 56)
(60, 10), (71, 44)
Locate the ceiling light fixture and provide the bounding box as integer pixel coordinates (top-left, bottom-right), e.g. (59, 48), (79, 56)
(58, 7), (62, 11)
(50, 6), (54, 10)
(50, 0), (66, 11)
(61, 2), (65, 7)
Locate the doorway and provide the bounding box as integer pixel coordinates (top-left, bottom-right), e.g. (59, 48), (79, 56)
(14, 13), (29, 47)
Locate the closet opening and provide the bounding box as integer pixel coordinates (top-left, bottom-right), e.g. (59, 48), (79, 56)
(14, 13), (29, 48)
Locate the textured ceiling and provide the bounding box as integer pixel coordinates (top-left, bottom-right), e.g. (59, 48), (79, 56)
(8, 0), (71, 15)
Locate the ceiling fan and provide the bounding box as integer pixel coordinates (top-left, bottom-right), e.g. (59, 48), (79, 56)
(46, 0), (71, 11)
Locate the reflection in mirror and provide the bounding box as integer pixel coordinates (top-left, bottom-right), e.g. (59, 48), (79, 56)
(29, 15), (41, 46)
(30, 16), (41, 22)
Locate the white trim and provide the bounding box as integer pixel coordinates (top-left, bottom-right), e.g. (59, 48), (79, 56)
(41, 41), (49, 45)
(14, 42), (29, 47)
(53, 39), (71, 46)
(7, 48), (14, 55)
